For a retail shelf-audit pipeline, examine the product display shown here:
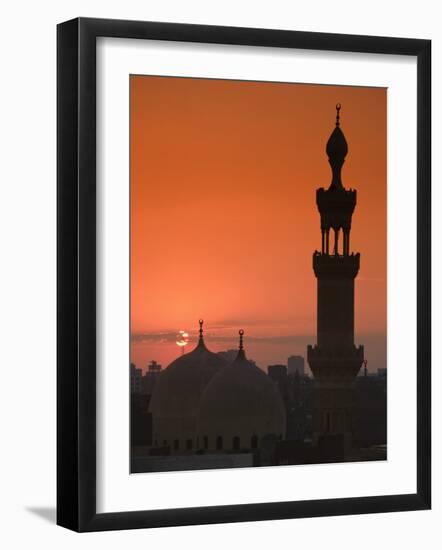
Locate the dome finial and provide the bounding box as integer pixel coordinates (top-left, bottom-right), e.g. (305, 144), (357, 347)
(198, 319), (204, 343)
(336, 103), (341, 127)
(238, 329), (244, 350)
(236, 329), (246, 361)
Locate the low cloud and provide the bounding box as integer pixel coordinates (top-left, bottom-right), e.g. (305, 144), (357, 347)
(131, 330), (314, 346)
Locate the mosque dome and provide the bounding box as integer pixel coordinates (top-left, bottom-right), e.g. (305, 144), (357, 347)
(198, 331), (286, 452)
(149, 320), (226, 452)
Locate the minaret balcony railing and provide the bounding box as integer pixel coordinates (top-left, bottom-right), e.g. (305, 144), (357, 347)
(313, 251), (360, 278)
(307, 344), (364, 360)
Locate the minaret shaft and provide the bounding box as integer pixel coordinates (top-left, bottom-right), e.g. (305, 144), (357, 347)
(317, 275), (355, 349)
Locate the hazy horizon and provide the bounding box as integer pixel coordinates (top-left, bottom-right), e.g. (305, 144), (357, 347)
(131, 327), (386, 375)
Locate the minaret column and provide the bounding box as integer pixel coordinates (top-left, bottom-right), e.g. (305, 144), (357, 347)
(307, 104), (364, 457)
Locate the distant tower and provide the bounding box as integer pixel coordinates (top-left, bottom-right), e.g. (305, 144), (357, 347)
(287, 355), (305, 376)
(307, 104), (364, 452)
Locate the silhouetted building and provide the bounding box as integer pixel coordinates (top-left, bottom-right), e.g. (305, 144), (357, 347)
(147, 359), (162, 374)
(130, 360), (162, 447)
(131, 392), (152, 446)
(285, 372), (313, 442)
(141, 360), (162, 395)
(353, 371), (387, 448)
(377, 368), (387, 378)
(130, 363), (142, 393)
(267, 364), (288, 383)
(288, 355), (305, 376)
(267, 364), (290, 418)
(307, 105), (364, 453)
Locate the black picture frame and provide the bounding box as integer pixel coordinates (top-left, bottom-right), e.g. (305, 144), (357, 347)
(57, 17), (431, 532)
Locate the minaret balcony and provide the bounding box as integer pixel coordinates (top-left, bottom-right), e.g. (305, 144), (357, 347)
(313, 251), (360, 278)
(307, 344), (364, 379)
(307, 344), (364, 360)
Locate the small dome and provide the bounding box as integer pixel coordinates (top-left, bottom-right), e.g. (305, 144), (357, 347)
(198, 331), (286, 451)
(149, 321), (226, 448)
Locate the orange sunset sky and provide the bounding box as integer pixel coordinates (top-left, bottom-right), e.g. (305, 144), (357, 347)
(130, 76), (387, 373)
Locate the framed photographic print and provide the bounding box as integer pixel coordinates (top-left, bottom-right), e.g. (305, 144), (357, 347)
(57, 17), (431, 532)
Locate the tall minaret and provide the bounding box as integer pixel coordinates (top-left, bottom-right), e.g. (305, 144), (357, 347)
(307, 104), (364, 453)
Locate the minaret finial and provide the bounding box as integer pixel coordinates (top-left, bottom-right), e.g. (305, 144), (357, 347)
(336, 103), (341, 127)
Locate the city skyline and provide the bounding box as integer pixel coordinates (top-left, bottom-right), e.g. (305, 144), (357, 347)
(130, 76), (386, 374)
(130, 328), (386, 375)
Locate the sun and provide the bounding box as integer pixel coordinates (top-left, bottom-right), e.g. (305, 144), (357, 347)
(176, 330), (189, 354)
